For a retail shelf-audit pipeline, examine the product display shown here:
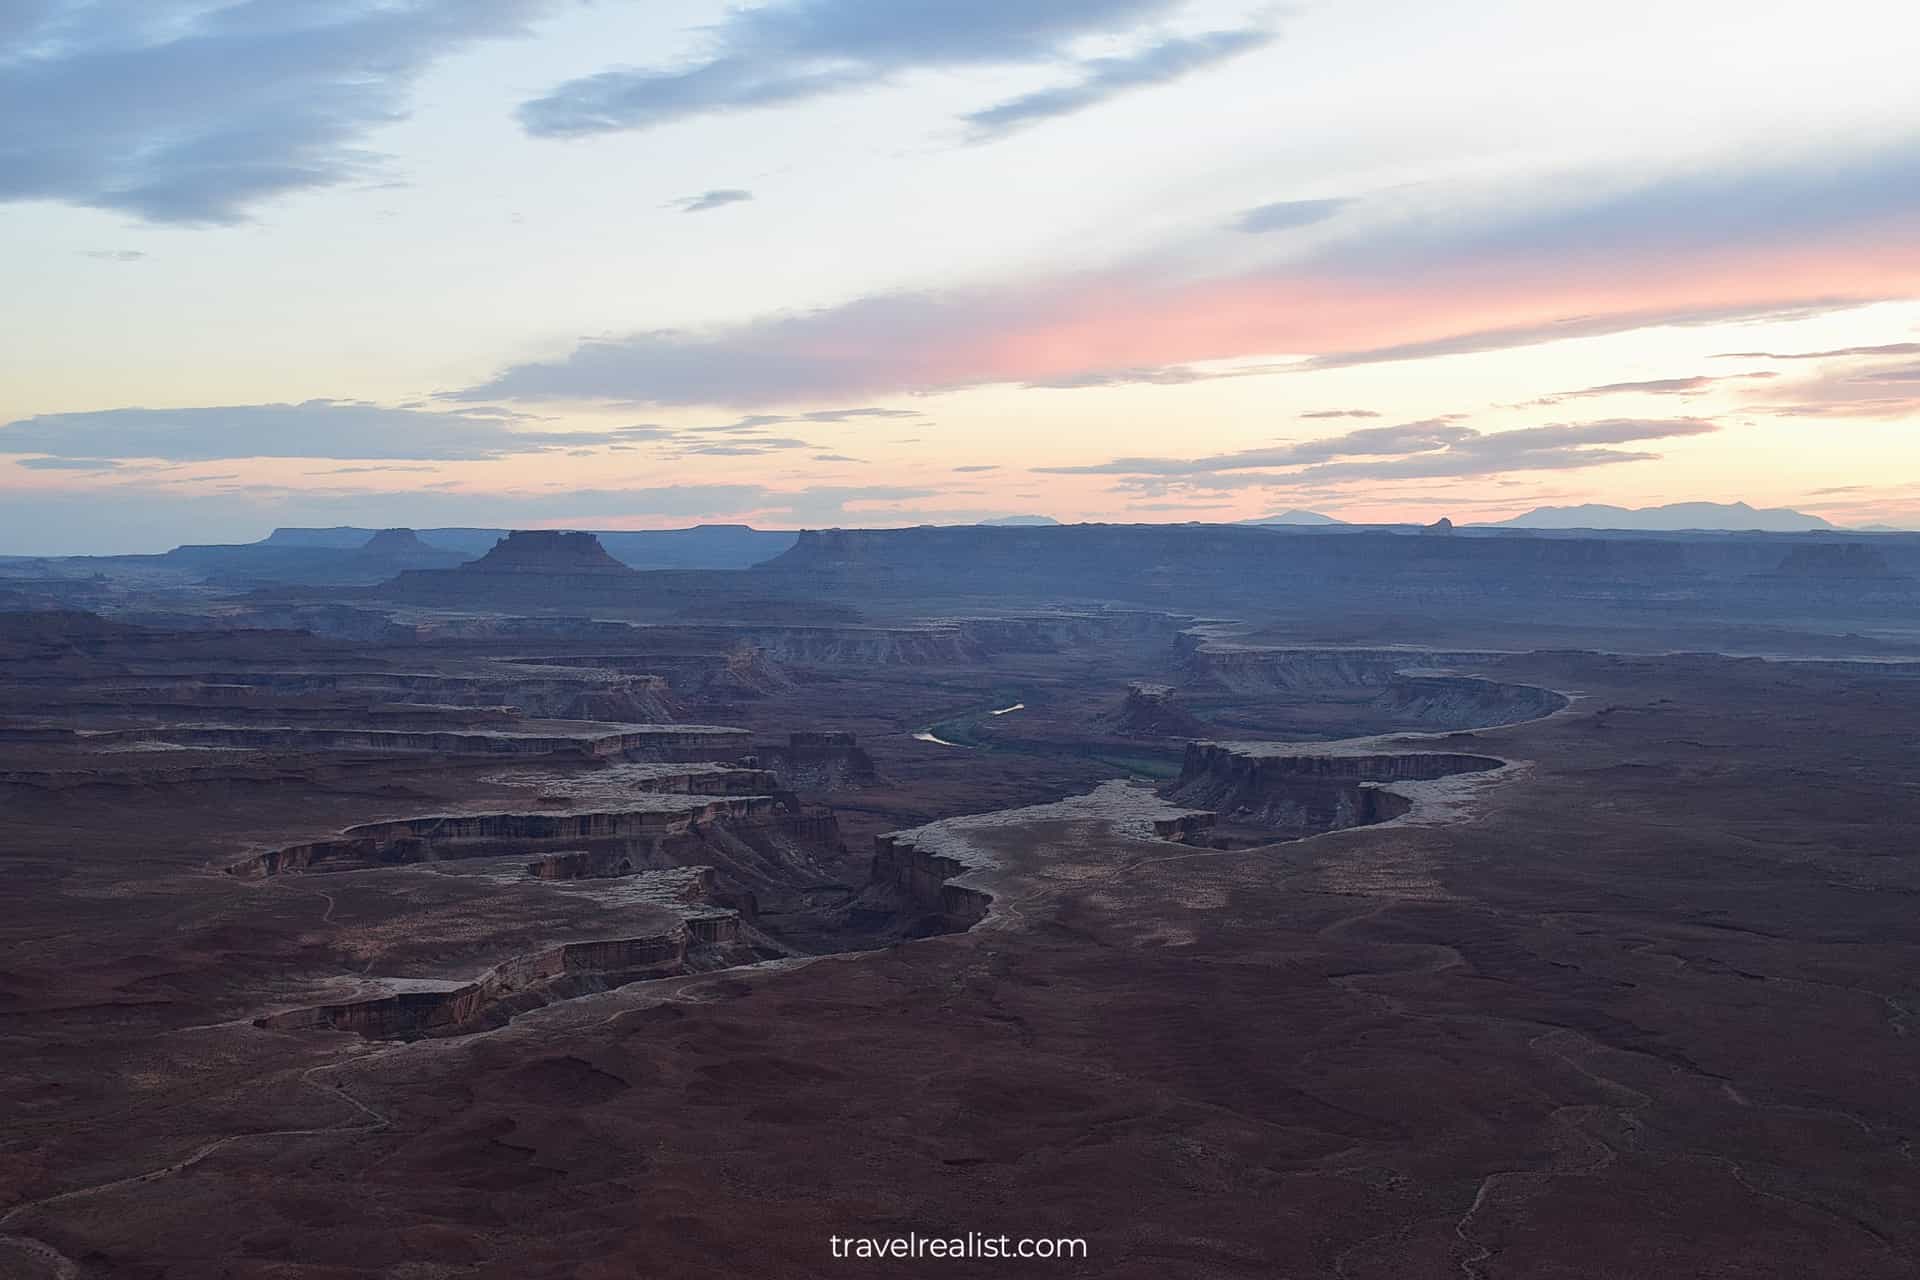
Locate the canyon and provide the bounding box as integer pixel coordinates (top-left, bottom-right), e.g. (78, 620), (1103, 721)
(2, 524), (1918, 1277)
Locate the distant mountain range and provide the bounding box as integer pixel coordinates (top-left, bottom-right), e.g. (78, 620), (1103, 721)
(978, 515), (1061, 526)
(262, 524), (797, 567)
(1482, 502), (1836, 532)
(1239, 510), (1345, 526)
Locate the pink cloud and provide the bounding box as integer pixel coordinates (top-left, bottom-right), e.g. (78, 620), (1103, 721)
(463, 211), (1920, 406)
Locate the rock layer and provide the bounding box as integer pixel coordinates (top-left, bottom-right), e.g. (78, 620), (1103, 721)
(1167, 741), (1505, 836)
(255, 914), (747, 1040)
(225, 794), (810, 879)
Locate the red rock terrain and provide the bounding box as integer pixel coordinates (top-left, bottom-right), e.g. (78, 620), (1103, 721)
(2, 528), (1919, 1277)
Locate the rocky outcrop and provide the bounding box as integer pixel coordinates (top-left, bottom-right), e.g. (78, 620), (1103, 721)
(1763, 543), (1900, 580)
(1368, 675), (1568, 731)
(1168, 742), (1504, 836)
(946, 612), (1185, 654)
(384, 530), (646, 604)
(704, 645), (795, 696)
(758, 525), (1695, 611)
(254, 915), (747, 1039)
(497, 763), (781, 800)
(526, 850), (598, 880)
(713, 625), (975, 666)
(490, 614), (1177, 671)
(264, 523), (799, 568)
(869, 833), (994, 934)
(122, 604), (422, 642)
(105, 722), (745, 759)
(227, 795), (789, 878)
(758, 731), (878, 789)
(1152, 811), (1217, 842)
(1179, 641), (1491, 693)
(508, 648), (794, 698)
(468, 530), (634, 575)
(864, 781), (1213, 935)
(1103, 682), (1211, 738)
(228, 784), (845, 901)
(0, 610), (147, 656)
(39, 668), (683, 722)
(684, 613), (1181, 667)
(356, 528), (450, 566)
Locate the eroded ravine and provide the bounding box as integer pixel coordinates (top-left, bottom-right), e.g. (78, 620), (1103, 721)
(237, 651), (1569, 1044)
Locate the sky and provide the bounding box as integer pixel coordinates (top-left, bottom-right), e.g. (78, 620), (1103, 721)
(3, 0), (1919, 554)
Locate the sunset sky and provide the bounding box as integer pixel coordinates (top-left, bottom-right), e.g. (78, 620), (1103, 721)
(4, 0), (1919, 553)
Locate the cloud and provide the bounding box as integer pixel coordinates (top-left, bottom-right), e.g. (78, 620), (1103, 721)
(0, 1), (550, 224)
(812, 453), (861, 462)
(309, 464), (440, 475)
(609, 424), (681, 441)
(1019, 362), (1291, 389)
(1301, 409), (1379, 419)
(1541, 372), (1777, 401)
(672, 436), (815, 456)
(457, 290), (1897, 410)
(1298, 301), (1866, 371)
(1128, 500), (1234, 512)
(1233, 197), (1349, 234)
(0, 400), (605, 462)
(457, 144), (1920, 407)
(799, 406), (921, 421)
(517, 0), (1258, 140)
(1331, 141), (1920, 274)
(953, 464), (999, 472)
(1714, 342), (1920, 360)
(1559, 376), (1719, 397)
(962, 28), (1274, 140)
(678, 407), (920, 433)
(13, 455), (123, 470)
(1745, 351), (1920, 419)
(688, 415), (794, 433)
(672, 188), (753, 213)
(1020, 366), (1211, 389)
(77, 249), (145, 262)
(1038, 420), (1483, 475)
(1048, 418), (1719, 489)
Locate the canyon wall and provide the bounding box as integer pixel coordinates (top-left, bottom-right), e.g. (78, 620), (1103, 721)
(1367, 675), (1568, 730)
(758, 731), (878, 789)
(255, 914), (746, 1039)
(227, 796), (789, 878)
(869, 833), (994, 933)
(1167, 743), (1503, 836)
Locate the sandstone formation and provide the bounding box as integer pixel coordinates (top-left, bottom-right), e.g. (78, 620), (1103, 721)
(1178, 639), (1487, 693)
(1103, 681), (1211, 738)
(9, 525), (1920, 1278)
(355, 527), (455, 566)
(256, 911), (749, 1039)
(1367, 674), (1567, 730)
(112, 722), (746, 759)
(225, 793), (820, 880)
(1167, 740), (1505, 836)
(863, 780), (1213, 936)
(868, 831), (995, 934)
(758, 730), (877, 789)
(1765, 542), (1900, 579)
(266, 522), (798, 568)
(385, 530), (645, 604)
(470, 529), (633, 575)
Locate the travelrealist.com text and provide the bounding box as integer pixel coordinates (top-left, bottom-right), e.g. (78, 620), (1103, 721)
(830, 1233), (1089, 1261)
